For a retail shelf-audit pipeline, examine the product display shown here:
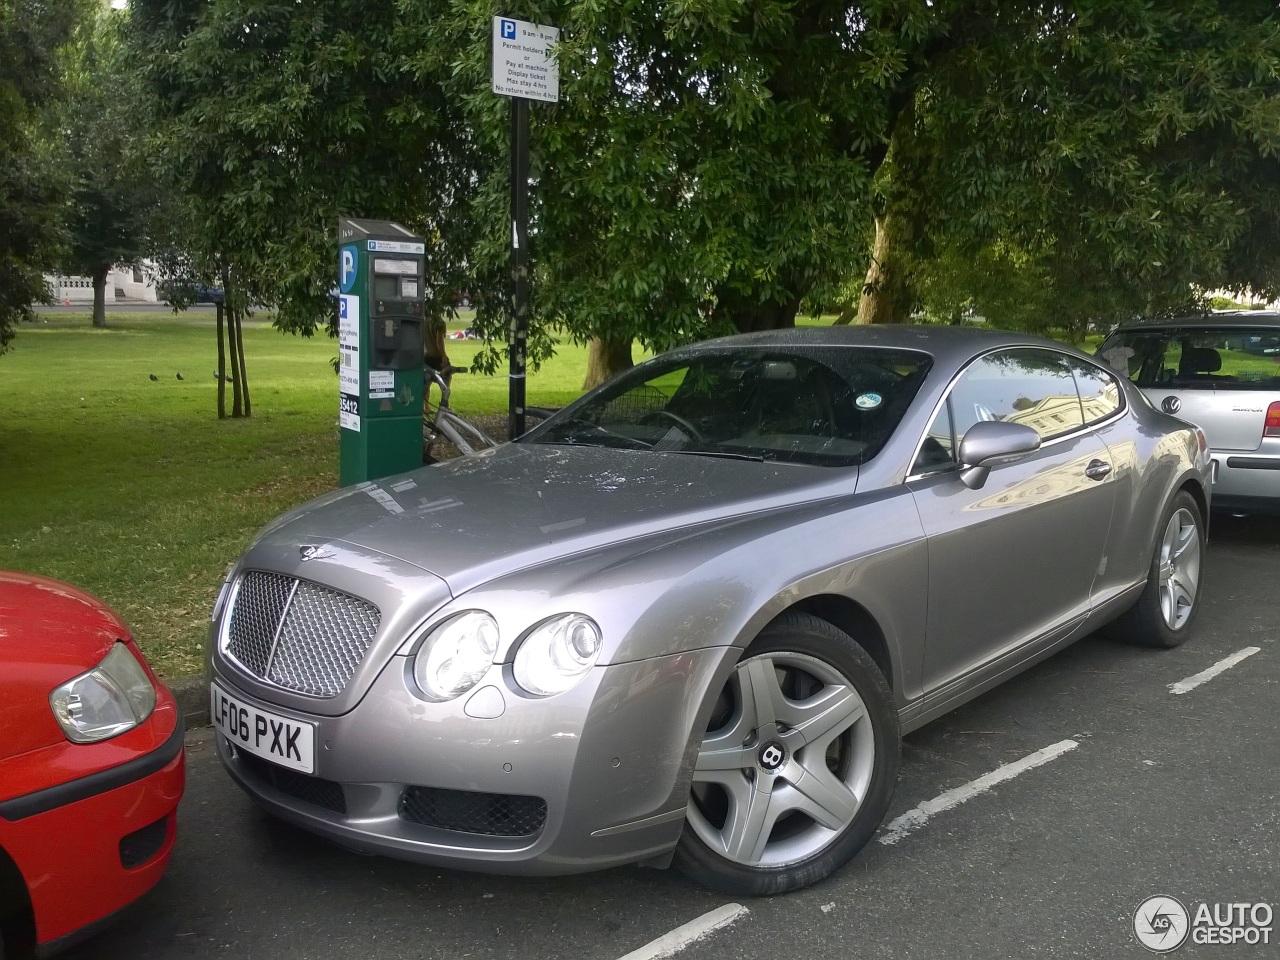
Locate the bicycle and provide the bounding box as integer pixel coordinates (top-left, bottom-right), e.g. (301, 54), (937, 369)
(423, 365), (501, 463)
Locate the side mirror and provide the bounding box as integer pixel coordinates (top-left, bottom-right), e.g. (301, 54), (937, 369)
(956, 421), (1041, 490)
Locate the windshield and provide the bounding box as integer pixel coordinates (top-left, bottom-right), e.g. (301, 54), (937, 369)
(1098, 326), (1280, 391)
(525, 345), (933, 467)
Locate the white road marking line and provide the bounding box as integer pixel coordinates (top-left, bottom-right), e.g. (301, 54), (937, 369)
(877, 739), (1080, 846)
(615, 904), (749, 960)
(1168, 646), (1261, 695)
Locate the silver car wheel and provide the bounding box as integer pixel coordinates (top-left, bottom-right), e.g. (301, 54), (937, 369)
(1158, 507), (1201, 630)
(686, 651), (875, 868)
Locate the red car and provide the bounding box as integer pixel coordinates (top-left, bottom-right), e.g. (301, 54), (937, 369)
(0, 572), (184, 957)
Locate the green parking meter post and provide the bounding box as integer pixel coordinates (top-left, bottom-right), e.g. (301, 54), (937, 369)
(337, 218), (427, 486)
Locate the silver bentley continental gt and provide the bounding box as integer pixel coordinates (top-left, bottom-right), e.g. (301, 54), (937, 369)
(208, 326), (1212, 895)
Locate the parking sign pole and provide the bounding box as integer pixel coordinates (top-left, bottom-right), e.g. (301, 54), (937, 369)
(509, 96), (530, 441)
(492, 15), (558, 442)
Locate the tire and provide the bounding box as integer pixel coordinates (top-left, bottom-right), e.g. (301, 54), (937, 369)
(674, 612), (899, 896)
(1107, 490), (1205, 648)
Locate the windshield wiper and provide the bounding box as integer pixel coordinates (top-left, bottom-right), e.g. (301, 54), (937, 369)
(544, 419), (653, 450)
(663, 449), (770, 463)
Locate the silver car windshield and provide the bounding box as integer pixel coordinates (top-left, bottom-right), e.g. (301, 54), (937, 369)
(527, 346), (933, 467)
(1099, 326), (1280, 391)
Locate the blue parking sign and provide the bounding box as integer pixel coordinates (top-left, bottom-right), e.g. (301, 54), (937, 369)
(339, 297), (349, 320)
(501, 18), (516, 39)
(339, 245), (358, 293)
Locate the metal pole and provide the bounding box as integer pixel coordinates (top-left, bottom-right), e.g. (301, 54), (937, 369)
(509, 96), (530, 440)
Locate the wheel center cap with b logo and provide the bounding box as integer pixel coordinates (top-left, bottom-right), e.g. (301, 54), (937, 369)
(758, 741), (786, 772)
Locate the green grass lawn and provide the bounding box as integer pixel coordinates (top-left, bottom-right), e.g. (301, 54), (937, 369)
(0, 312), (593, 678)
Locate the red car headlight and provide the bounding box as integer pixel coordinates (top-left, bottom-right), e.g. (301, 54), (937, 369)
(49, 642), (157, 743)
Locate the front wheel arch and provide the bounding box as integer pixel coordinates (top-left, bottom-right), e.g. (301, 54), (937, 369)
(0, 846), (35, 959)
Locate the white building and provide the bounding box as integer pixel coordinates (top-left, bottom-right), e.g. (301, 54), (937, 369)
(44, 263), (159, 304)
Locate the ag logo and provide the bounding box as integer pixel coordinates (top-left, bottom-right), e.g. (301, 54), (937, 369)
(339, 245), (358, 293)
(1134, 896), (1190, 952)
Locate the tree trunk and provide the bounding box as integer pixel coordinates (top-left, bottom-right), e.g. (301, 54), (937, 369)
(216, 301), (226, 419)
(732, 298), (801, 334)
(582, 336), (634, 391)
(234, 305), (250, 416)
(855, 212), (915, 325)
(227, 302), (243, 417)
(91, 265), (109, 328)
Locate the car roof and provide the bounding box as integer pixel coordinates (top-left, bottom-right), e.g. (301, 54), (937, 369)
(679, 323), (1089, 369)
(1115, 311), (1280, 331)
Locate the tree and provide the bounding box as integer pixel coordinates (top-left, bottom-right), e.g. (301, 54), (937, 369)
(128, 0), (486, 416)
(0, 0), (87, 354)
(429, 1), (1280, 383)
(59, 4), (159, 329)
(851, 2), (1280, 329)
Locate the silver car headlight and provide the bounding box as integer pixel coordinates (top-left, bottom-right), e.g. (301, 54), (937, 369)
(513, 614), (602, 697)
(412, 611), (499, 702)
(49, 642), (157, 743)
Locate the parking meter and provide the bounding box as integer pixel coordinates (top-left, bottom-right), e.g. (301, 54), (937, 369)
(336, 218), (426, 486)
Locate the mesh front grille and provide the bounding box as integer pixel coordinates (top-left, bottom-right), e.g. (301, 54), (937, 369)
(399, 786), (547, 838)
(267, 580), (381, 697)
(223, 571), (380, 698)
(226, 572), (294, 677)
(239, 753), (347, 815)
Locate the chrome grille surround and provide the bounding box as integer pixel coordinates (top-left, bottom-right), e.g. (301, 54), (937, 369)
(221, 571), (381, 698)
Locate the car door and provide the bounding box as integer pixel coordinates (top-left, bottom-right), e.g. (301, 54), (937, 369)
(907, 348), (1117, 693)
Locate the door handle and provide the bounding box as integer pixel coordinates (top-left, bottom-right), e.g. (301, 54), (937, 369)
(1085, 459), (1112, 481)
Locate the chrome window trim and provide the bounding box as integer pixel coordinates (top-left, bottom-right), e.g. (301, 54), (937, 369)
(905, 345), (1125, 483)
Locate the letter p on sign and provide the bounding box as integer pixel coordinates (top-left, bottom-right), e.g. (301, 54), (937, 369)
(339, 246), (357, 293)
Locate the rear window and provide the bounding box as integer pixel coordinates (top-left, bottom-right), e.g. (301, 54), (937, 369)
(1098, 326), (1280, 391)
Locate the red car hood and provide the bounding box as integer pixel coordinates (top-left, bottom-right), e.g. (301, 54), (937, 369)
(0, 571), (129, 760)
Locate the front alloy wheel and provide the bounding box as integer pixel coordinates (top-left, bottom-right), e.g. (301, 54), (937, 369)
(675, 613), (898, 895)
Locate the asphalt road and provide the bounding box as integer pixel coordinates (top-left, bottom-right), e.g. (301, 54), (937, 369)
(65, 514), (1279, 960)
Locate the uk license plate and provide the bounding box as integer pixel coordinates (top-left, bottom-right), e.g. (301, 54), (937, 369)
(210, 682), (316, 774)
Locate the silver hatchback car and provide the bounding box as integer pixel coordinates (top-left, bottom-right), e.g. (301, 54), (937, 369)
(208, 326), (1211, 895)
(1098, 311), (1280, 513)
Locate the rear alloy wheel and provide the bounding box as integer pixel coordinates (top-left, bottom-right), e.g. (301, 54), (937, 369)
(675, 613), (898, 895)
(1109, 490), (1205, 648)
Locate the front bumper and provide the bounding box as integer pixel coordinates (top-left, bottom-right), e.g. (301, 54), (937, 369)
(0, 713), (185, 950)
(213, 645), (737, 875)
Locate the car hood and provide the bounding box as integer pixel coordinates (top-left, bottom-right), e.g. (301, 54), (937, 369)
(250, 443), (859, 595)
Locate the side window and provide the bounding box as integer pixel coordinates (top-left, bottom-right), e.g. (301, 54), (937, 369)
(912, 398), (956, 474)
(948, 349), (1085, 443)
(1068, 358), (1123, 425)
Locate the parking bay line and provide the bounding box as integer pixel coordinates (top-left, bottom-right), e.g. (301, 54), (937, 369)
(614, 903), (750, 960)
(1168, 646), (1261, 695)
(877, 739), (1080, 846)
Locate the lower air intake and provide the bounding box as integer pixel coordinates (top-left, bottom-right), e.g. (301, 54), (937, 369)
(399, 786), (547, 838)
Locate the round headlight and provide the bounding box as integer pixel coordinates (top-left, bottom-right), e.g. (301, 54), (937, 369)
(412, 611), (499, 702)
(513, 614), (602, 697)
